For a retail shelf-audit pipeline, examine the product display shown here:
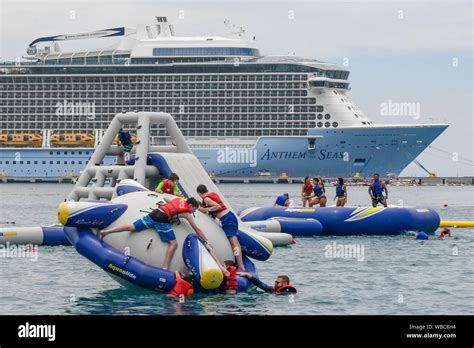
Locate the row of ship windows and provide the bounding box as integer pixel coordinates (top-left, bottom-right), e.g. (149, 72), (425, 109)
(0, 114), (318, 129)
(1, 83), (308, 92)
(1, 92), (311, 100)
(0, 74), (309, 84)
(1, 97), (316, 106)
(1, 160), (87, 165)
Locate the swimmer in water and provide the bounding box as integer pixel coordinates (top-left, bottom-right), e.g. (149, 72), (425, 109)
(438, 228), (452, 239)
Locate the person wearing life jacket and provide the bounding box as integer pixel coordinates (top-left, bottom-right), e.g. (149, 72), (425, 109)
(155, 173), (181, 196)
(309, 177), (327, 207)
(237, 272), (297, 294)
(196, 184), (246, 272)
(369, 173), (388, 207)
(334, 177), (348, 207)
(167, 271), (194, 298)
(274, 193), (290, 207)
(218, 260), (239, 295)
(301, 177), (314, 207)
(99, 196), (214, 270)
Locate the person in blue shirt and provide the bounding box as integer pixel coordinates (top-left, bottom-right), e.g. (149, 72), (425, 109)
(274, 193), (290, 207)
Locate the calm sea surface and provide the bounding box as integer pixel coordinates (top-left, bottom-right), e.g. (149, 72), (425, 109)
(0, 183), (473, 315)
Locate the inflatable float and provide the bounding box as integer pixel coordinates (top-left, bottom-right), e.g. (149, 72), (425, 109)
(239, 205), (441, 236)
(56, 112), (284, 294)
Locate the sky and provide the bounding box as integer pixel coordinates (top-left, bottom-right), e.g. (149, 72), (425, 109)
(0, 0), (472, 176)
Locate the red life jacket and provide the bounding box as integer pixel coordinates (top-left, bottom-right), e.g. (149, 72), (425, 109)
(203, 192), (227, 219)
(273, 284), (297, 294)
(225, 266), (238, 290)
(161, 179), (175, 194)
(160, 198), (191, 220)
(304, 181), (313, 195)
(167, 272), (193, 298)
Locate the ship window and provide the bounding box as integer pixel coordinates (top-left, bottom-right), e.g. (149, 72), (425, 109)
(324, 114), (331, 120)
(317, 122), (323, 128)
(78, 151), (82, 155)
(354, 158), (366, 163)
(324, 122), (330, 128)
(332, 122), (338, 128)
(57, 152), (60, 155)
(5, 161), (8, 164)
(20, 161), (23, 164)
(79, 161), (82, 164)
(50, 151), (53, 155)
(50, 161), (53, 164)
(27, 161), (30, 164)
(42, 161), (46, 164)
(57, 161), (60, 164)
(317, 114), (323, 120)
(71, 161), (75, 164)
(308, 138), (316, 150)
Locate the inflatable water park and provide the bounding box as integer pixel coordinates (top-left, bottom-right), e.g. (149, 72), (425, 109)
(0, 112), (472, 295)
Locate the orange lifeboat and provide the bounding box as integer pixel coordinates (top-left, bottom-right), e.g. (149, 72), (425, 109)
(50, 133), (95, 147)
(0, 133), (43, 147)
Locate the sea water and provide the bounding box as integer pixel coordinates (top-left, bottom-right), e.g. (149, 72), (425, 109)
(0, 183), (473, 315)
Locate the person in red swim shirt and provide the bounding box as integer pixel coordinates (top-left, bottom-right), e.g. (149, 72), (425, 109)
(99, 196), (213, 270)
(301, 177), (313, 207)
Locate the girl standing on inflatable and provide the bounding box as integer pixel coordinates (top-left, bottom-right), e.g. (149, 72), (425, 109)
(309, 177), (327, 207)
(196, 184), (246, 272)
(301, 177), (313, 207)
(334, 177), (348, 207)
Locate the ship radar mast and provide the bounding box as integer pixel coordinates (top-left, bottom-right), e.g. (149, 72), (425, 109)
(224, 19), (246, 38)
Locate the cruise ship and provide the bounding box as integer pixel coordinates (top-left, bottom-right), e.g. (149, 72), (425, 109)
(0, 17), (448, 180)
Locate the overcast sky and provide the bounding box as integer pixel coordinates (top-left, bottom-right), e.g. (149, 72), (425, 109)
(0, 0), (472, 176)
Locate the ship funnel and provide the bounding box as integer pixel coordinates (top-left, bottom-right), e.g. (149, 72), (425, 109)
(155, 16), (174, 37)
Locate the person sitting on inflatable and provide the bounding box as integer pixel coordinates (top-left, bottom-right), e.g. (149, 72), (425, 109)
(238, 272), (297, 294)
(309, 177), (327, 207)
(155, 173), (181, 196)
(334, 177), (348, 207)
(369, 173), (388, 207)
(219, 260), (239, 295)
(167, 271), (194, 299)
(301, 177), (313, 207)
(274, 193), (290, 207)
(196, 184), (246, 272)
(439, 228), (452, 239)
(99, 196), (215, 270)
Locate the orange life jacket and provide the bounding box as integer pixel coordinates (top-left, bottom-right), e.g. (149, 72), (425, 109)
(225, 266), (238, 290)
(160, 198), (191, 220)
(203, 192), (227, 219)
(167, 272), (193, 298)
(161, 179), (175, 194)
